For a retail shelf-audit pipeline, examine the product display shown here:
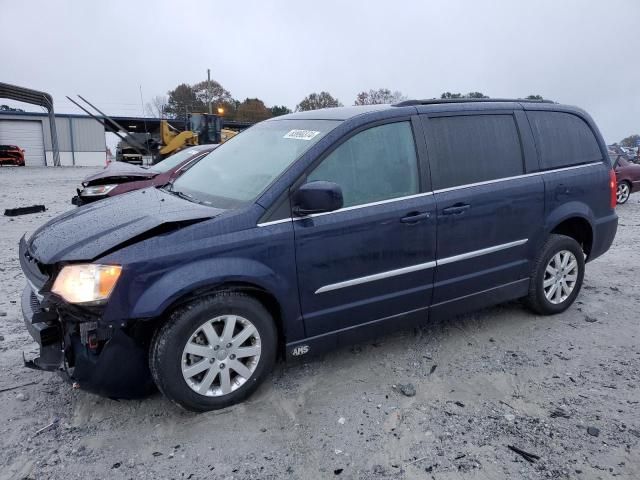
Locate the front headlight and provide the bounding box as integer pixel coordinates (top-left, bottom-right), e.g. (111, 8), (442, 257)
(80, 184), (118, 197)
(52, 264), (122, 304)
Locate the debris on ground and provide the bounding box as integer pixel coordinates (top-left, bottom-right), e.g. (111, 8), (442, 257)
(507, 445), (540, 463)
(550, 408), (571, 418)
(3, 205), (46, 216)
(33, 419), (59, 437)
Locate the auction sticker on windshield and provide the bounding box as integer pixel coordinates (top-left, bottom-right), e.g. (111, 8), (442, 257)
(283, 129), (321, 140)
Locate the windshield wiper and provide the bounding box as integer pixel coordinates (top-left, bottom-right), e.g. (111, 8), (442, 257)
(163, 184), (211, 206)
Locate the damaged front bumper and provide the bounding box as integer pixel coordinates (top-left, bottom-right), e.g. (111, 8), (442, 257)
(21, 285), (155, 398)
(71, 190), (107, 206)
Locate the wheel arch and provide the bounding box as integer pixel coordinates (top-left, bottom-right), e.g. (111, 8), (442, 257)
(549, 215), (594, 257)
(157, 281), (288, 358)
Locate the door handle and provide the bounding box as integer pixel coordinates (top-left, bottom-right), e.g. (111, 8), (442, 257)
(442, 203), (470, 215)
(400, 211), (431, 223)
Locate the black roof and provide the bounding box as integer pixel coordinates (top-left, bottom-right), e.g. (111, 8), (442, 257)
(275, 98), (560, 122)
(393, 98), (555, 106)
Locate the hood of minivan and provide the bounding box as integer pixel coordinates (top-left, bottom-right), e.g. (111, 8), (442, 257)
(28, 188), (222, 264)
(83, 162), (157, 184)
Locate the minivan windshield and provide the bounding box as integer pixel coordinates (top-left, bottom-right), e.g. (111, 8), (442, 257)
(169, 119), (340, 208)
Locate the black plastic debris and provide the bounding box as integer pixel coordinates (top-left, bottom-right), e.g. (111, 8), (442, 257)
(4, 205), (46, 216)
(550, 408), (571, 418)
(507, 445), (540, 463)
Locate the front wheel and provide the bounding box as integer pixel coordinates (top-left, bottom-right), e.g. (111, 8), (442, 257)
(525, 234), (585, 315)
(150, 292), (277, 412)
(616, 182), (631, 204)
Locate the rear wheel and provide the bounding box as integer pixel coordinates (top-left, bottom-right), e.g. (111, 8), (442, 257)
(150, 292), (277, 412)
(616, 181), (631, 204)
(525, 234), (585, 315)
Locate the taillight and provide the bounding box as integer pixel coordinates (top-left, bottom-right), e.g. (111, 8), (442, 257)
(609, 169), (617, 209)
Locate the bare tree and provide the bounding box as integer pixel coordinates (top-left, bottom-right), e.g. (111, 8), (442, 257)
(354, 88), (407, 105)
(145, 95), (168, 117)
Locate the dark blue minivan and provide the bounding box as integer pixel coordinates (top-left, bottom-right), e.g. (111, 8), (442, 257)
(20, 99), (618, 411)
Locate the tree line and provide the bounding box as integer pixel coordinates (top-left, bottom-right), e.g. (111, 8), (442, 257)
(145, 80), (550, 123)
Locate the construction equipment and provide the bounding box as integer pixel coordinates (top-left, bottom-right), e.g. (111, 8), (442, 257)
(157, 113), (239, 161)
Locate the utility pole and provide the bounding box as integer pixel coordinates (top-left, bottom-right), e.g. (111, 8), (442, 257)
(207, 68), (213, 114)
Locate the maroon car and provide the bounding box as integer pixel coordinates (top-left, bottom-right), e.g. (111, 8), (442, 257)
(72, 144), (217, 205)
(612, 154), (640, 204)
(0, 145), (25, 166)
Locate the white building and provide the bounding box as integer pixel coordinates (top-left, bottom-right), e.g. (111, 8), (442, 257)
(0, 111), (106, 166)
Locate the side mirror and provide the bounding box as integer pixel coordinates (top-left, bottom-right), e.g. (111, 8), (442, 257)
(292, 181), (343, 216)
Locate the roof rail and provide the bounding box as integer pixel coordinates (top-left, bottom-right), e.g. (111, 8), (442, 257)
(392, 98), (555, 107)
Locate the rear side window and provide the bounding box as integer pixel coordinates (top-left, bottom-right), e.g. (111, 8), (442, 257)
(427, 115), (524, 190)
(527, 111), (602, 169)
(307, 121), (419, 208)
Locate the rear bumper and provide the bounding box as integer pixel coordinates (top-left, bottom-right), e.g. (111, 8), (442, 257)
(20, 285), (155, 398)
(0, 159), (25, 166)
(589, 212), (618, 262)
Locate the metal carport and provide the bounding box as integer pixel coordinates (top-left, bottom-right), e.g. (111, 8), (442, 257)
(0, 82), (60, 166)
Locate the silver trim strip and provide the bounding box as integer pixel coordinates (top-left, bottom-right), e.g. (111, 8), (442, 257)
(257, 162), (602, 226)
(432, 162), (601, 194)
(437, 239), (528, 265)
(315, 260), (437, 294)
(256, 218), (292, 227)
(314, 238), (528, 294)
(303, 191), (435, 219)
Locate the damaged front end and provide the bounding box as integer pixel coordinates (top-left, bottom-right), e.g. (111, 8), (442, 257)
(19, 237), (155, 398)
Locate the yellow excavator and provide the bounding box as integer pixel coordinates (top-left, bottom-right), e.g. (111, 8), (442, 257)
(158, 113), (238, 160)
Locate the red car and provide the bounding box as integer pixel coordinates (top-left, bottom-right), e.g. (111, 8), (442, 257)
(0, 145), (25, 166)
(72, 144), (217, 205)
(612, 154), (640, 204)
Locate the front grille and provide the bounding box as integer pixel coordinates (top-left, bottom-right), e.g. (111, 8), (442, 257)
(19, 237), (49, 290)
(30, 291), (42, 314)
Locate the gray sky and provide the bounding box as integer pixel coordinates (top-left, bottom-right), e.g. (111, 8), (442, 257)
(2, 0), (639, 143)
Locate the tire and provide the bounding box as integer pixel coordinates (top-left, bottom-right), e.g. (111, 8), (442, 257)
(525, 234), (585, 315)
(150, 292), (277, 412)
(616, 181), (631, 204)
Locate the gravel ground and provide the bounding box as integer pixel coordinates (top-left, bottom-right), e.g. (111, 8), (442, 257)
(0, 166), (639, 480)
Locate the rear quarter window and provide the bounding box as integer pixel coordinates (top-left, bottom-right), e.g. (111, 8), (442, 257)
(427, 114), (524, 190)
(527, 111), (602, 169)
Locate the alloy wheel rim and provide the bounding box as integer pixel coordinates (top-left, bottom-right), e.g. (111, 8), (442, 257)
(181, 315), (261, 397)
(543, 250), (578, 304)
(617, 183), (629, 203)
